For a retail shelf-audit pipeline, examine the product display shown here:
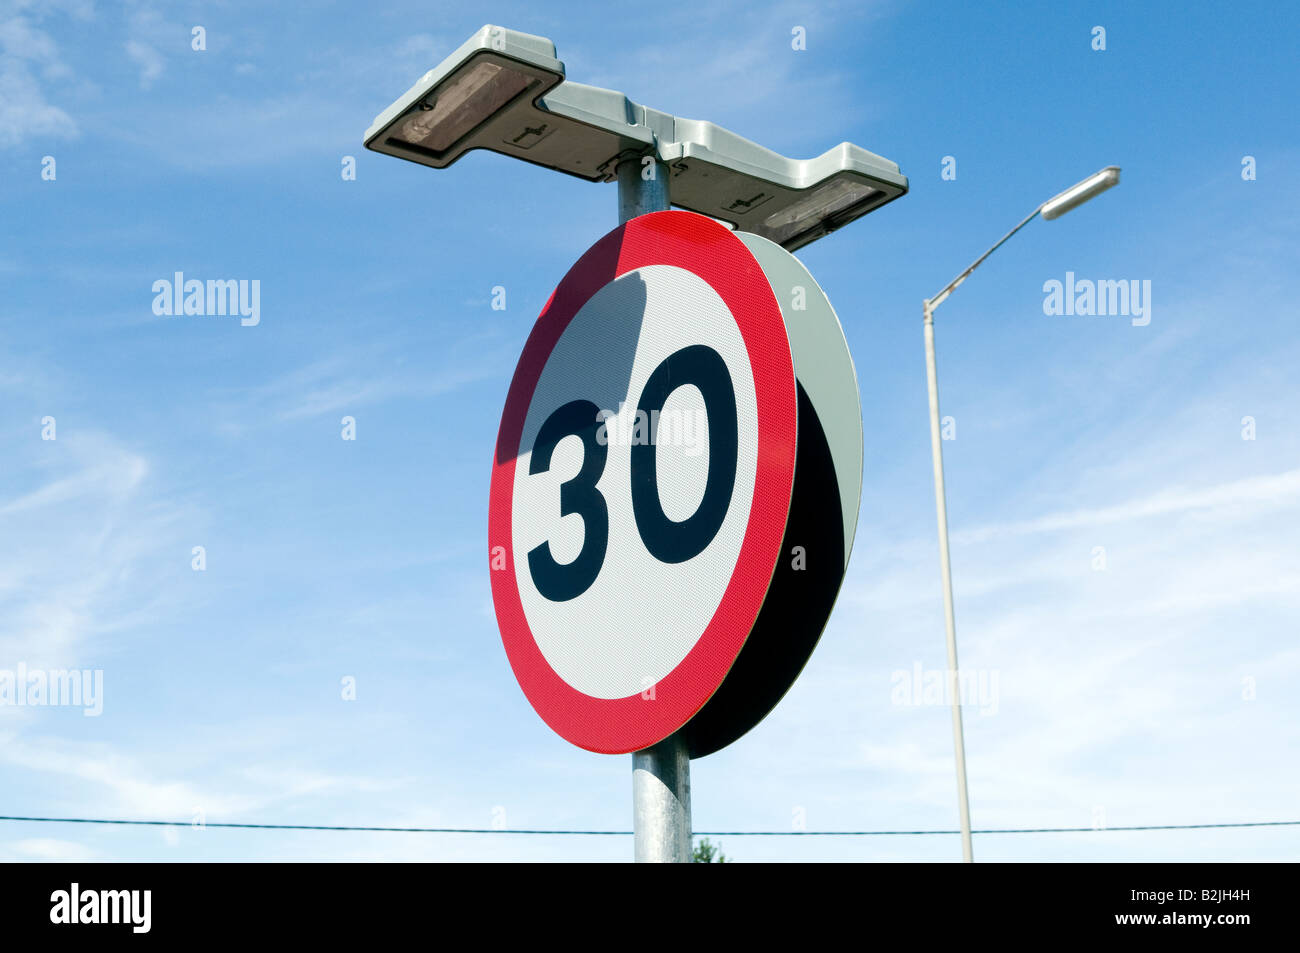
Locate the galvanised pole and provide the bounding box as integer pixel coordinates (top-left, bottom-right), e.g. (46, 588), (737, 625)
(620, 153), (692, 864)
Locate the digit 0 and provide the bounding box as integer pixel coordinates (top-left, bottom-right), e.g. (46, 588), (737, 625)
(630, 344), (737, 564)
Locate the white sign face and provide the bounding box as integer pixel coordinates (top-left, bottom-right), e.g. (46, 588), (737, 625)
(511, 264), (762, 700)
(490, 211), (798, 754)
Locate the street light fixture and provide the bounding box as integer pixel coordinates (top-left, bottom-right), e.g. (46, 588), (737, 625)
(1041, 166), (1121, 220)
(364, 24), (909, 250)
(923, 166), (1121, 864)
(366, 24), (911, 864)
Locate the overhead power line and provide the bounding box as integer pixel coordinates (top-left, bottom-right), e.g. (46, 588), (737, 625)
(2, 815), (1297, 836)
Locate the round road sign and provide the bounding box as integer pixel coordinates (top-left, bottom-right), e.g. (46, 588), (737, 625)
(489, 210), (859, 756)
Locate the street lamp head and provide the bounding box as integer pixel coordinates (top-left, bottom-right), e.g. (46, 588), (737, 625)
(364, 25), (909, 250)
(1040, 166), (1121, 220)
(363, 26), (573, 173)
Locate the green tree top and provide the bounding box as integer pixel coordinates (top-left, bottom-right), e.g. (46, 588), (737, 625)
(692, 838), (729, 863)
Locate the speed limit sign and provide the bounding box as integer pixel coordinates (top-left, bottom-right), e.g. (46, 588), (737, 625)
(489, 210), (860, 755)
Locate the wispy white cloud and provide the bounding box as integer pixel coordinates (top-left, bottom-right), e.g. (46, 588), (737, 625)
(0, 448), (147, 517)
(0, 731), (407, 835)
(122, 2), (174, 90)
(213, 333), (511, 434)
(0, 2), (82, 146)
(955, 468), (1300, 544)
(0, 733), (254, 819)
(574, 0), (897, 149)
(124, 37), (163, 89)
(1, 837), (98, 861)
(0, 430), (189, 668)
(812, 446), (1300, 856)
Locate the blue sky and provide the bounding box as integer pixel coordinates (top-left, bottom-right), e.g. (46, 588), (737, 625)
(1, 0), (1297, 862)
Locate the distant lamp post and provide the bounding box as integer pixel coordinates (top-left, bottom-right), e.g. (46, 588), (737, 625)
(923, 166), (1120, 864)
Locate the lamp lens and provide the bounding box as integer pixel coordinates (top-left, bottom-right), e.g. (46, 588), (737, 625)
(759, 179), (882, 246)
(395, 61), (533, 152)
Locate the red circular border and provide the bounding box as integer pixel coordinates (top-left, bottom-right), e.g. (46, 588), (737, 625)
(488, 210), (796, 754)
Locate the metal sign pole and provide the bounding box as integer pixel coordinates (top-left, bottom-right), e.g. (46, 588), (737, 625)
(620, 154), (692, 864)
(633, 736), (691, 862)
(617, 153), (670, 223)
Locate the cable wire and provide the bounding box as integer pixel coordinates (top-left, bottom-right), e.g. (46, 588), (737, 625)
(2, 815), (1297, 836)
